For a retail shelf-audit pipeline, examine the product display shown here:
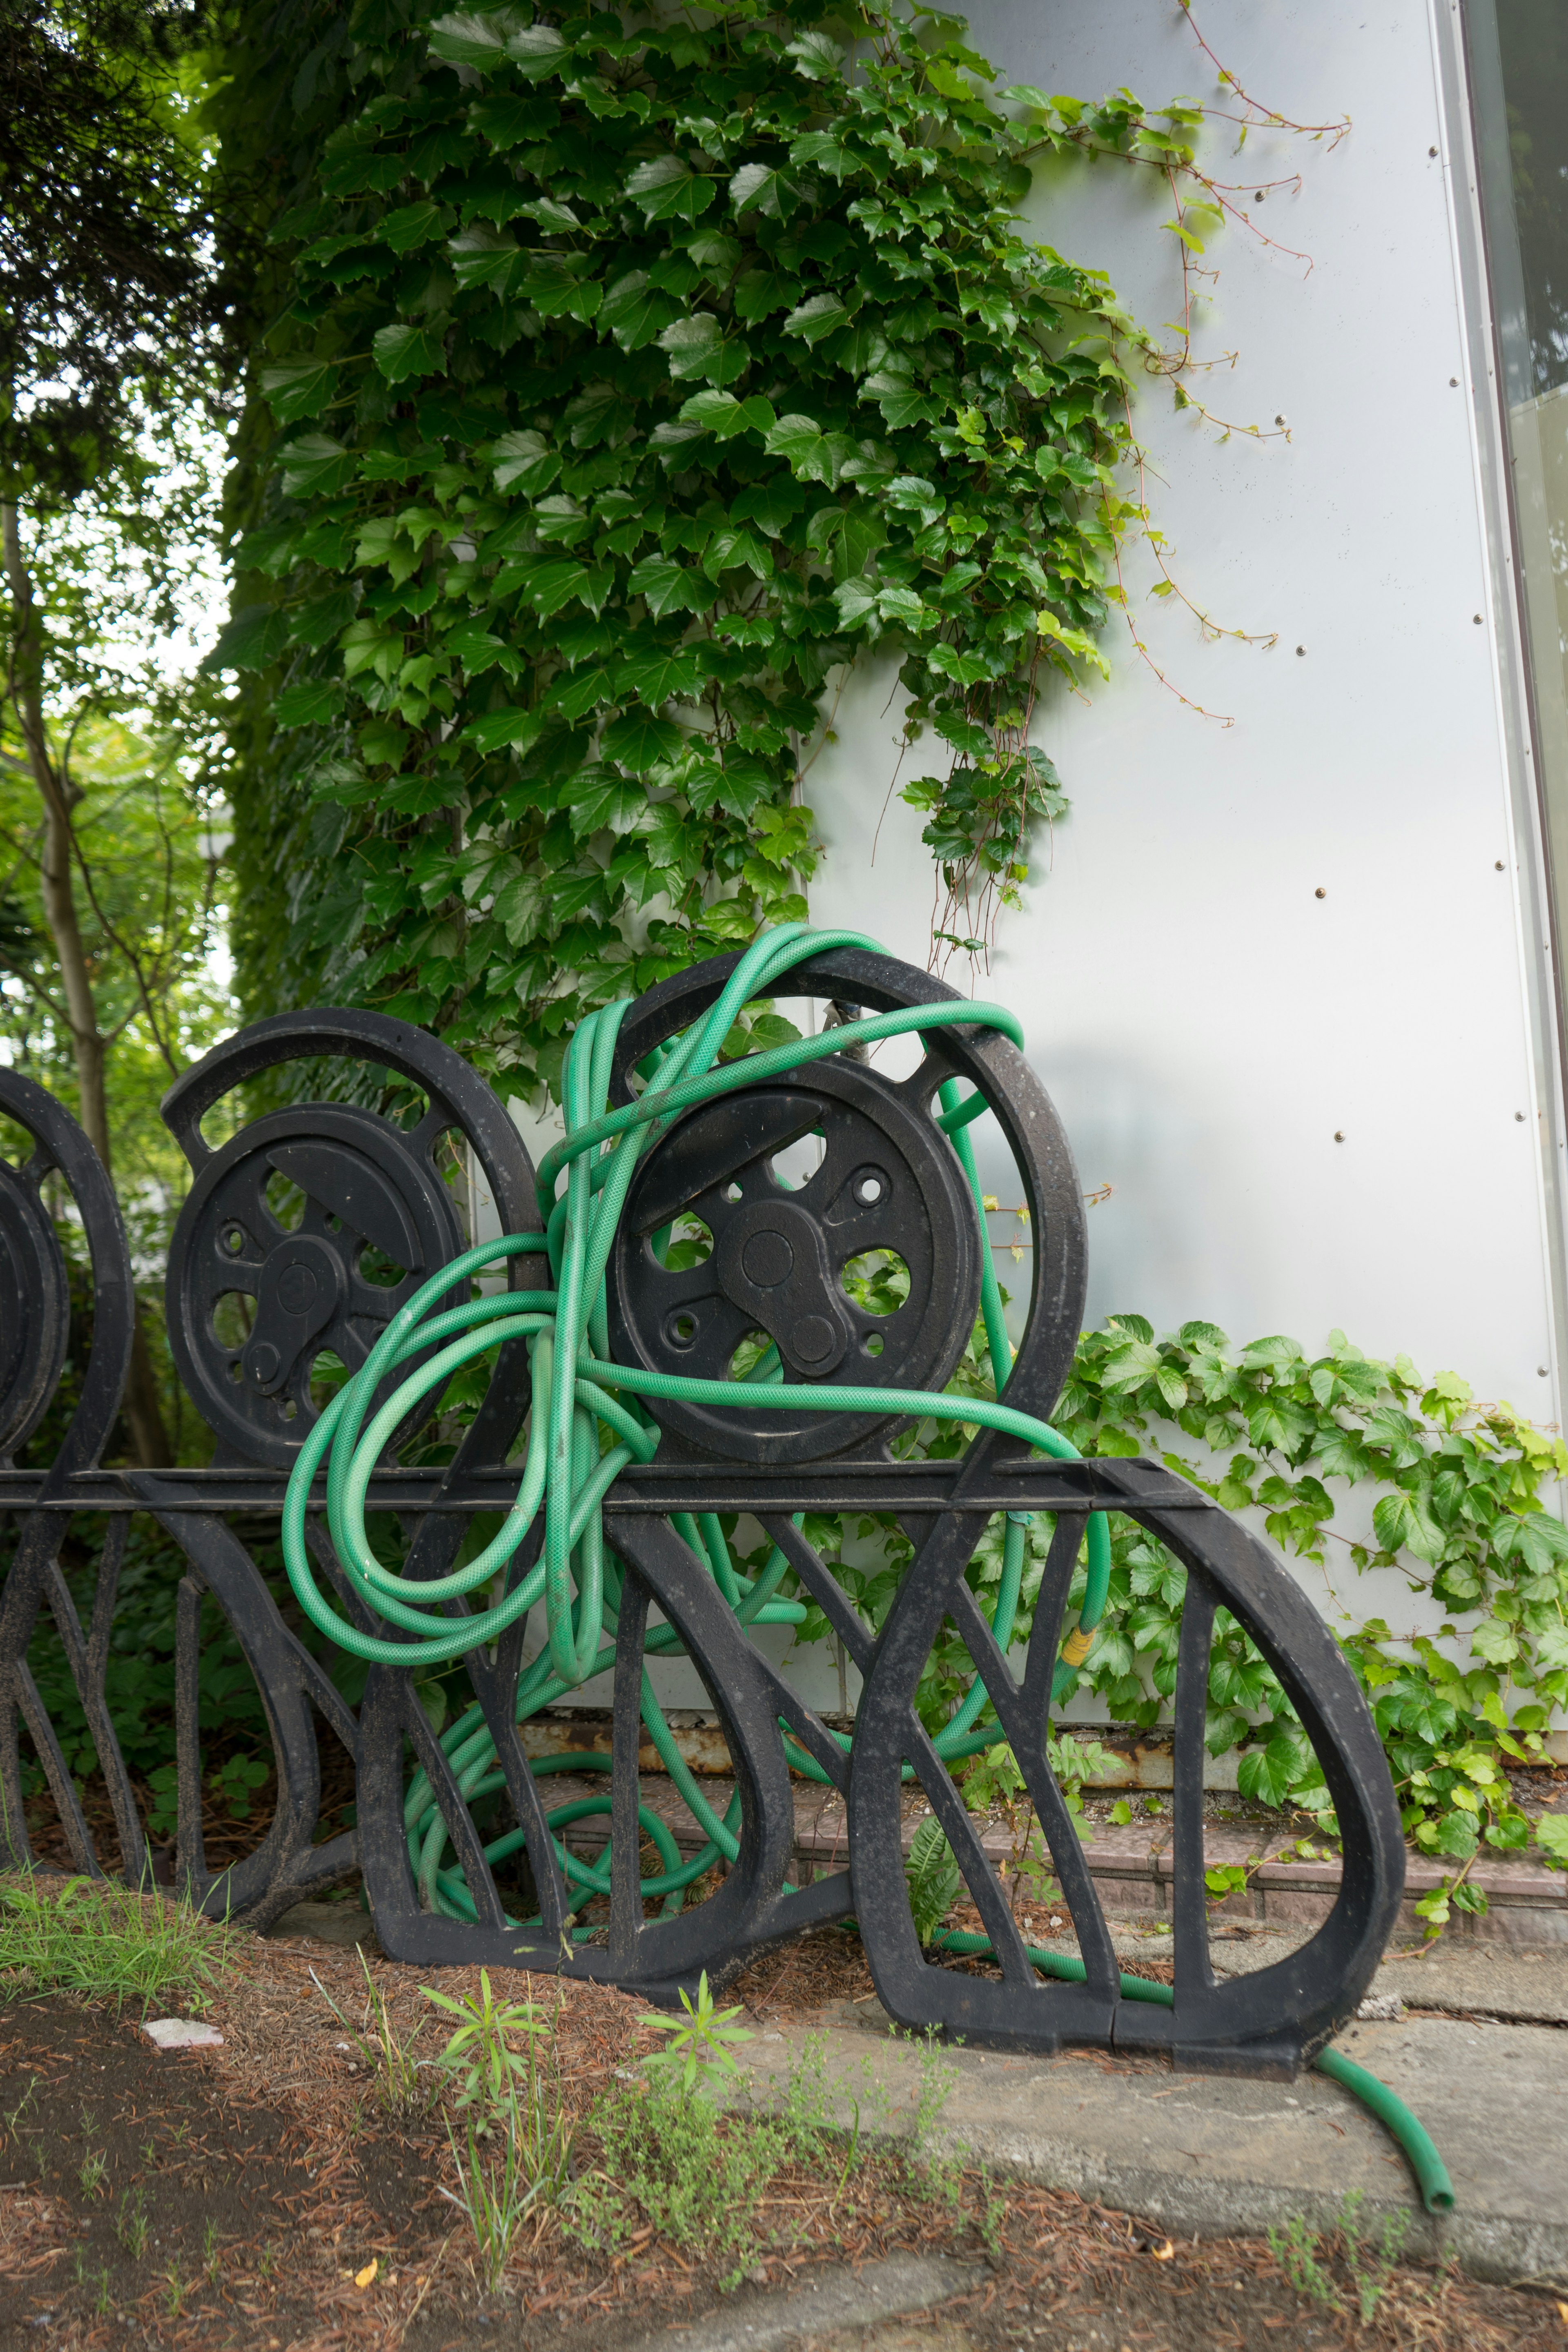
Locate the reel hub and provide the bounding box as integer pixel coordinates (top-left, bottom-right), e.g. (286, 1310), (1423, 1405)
(606, 1055), (982, 1463)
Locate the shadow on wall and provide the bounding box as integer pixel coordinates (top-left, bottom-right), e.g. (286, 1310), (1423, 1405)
(970, 1044), (1274, 1345)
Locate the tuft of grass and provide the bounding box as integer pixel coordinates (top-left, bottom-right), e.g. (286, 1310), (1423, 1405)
(0, 1869), (232, 2012)
(78, 2149), (107, 2198)
(116, 2187), (149, 2260)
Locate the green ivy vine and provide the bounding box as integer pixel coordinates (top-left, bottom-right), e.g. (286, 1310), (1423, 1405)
(219, 0), (1295, 1087)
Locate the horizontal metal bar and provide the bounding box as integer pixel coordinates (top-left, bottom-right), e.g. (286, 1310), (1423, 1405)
(0, 1464), (1213, 1516)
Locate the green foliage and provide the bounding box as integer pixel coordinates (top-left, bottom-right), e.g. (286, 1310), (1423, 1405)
(1268, 2195), (1410, 2328)
(216, 0), (1250, 1081)
(0, 1870), (233, 2014)
(904, 1813), (960, 1944)
(423, 1964), (548, 2111)
(1050, 1318), (1568, 1876)
(637, 1967), (752, 2096)
(569, 2074), (782, 2274)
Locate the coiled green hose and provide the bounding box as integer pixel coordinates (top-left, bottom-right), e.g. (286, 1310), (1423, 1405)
(281, 921), (1110, 1920)
(277, 920), (1451, 2215)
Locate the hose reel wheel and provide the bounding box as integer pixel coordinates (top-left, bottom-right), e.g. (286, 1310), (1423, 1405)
(0, 1154), (71, 1462)
(606, 1056), (982, 1463)
(167, 1102), (466, 1466)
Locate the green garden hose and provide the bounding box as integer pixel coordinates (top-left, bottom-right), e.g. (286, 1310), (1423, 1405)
(281, 920), (1110, 1922)
(277, 919), (1451, 2214)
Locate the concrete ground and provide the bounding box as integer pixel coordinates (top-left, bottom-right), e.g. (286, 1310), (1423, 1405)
(723, 1924), (1568, 2289)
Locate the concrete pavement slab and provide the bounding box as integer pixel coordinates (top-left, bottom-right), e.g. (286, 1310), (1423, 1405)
(728, 2000), (1568, 2286)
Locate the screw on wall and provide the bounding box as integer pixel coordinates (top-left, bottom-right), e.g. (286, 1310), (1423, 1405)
(1296, 645), (1307, 657)
(1516, 1113), (1527, 1122)
(1473, 614), (1484, 625)
(1334, 1131), (1345, 1143)
(1429, 145), (1439, 157)
(1496, 860), (1506, 870)
(1450, 376), (1460, 386)
(1314, 887), (1326, 899)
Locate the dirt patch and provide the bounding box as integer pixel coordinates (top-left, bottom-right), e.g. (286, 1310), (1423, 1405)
(0, 1920), (1563, 2352)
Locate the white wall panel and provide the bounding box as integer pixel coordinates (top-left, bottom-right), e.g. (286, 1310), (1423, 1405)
(808, 0), (1561, 1428)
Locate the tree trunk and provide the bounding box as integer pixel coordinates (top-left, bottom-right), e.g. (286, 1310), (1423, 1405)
(2, 499), (171, 1465)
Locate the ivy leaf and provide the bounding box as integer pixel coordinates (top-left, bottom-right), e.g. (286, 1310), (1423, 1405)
(688, 755), (773, 820)
(277, 434), (356, 497)
(763, 413), (824, 469)
(733, 267), (798, 321)
(1470, 1616), (1521, 1667)
(626, 155), (716, 223)
(444, 620), (513, 677)
(274, 677), (345, 728)
(373, 323), (446, 382)
(548, 866), (610, 919)
(703, 526), (771, 581)
(926, 642), (996, 688)
(504, 23), (572, 76)
(626, 554), (710, 618)
(466, 92), (552, 149)
(289, 588), (356, 650)
(862, 365), (940, 429)
(564, 381), (632, 446)
(527, 560), (597, 619)
(491, 430), (561, 494)
(461, 706), (546, 754)
(601, 708), (687, 771)
(601, 271), (681, 351)
(617, 643), (704, 704)
(428, 8), (529, 70)
(783, 291), (850, 343)
(519, 196), (581, 232)
(731, 476), (804, 537)
(658, 312), (722, 379)
(359, 718), (410, 767)
(730, 160), (814, 220)
(552, 664), (614, 721)
(382, 200), (449, 253)
(784, 29), (844, 78)
(677, 389), (775, 441)
(449, 223), (522, 292)
(564, 764), (648, 835)
(519, 252), (601, 318)
(258, 360), (339, 423)
(205, 606), (289, 673)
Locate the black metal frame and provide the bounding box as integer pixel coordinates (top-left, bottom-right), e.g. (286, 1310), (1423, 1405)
(0, 950), (1404, 2072)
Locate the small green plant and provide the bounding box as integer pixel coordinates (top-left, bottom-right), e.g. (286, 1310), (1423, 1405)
(164, 2265), (185, 2318)
(1338, 2189), (1410, 2323)
(904, 1819), (961, 1947)
(638, 1970), (753, 2097)
(1413, 1866), (1489, 1943)
(0, 1871), (231, 2012)
(1108, 1798), (1133, 1826)
(439, 2083), (543, 2294)
(570, 2076), (783, 2278)
(311, 1954), (429, 2120)
(1267, 2213), (1339, 2308)
(93, 2263), (112, 2319)
(203, 2218), (221, 2282)
(423, 1967), (546, 2114)
(78, 2149), (107, 2198)
(116, 2187), (149, 2261)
